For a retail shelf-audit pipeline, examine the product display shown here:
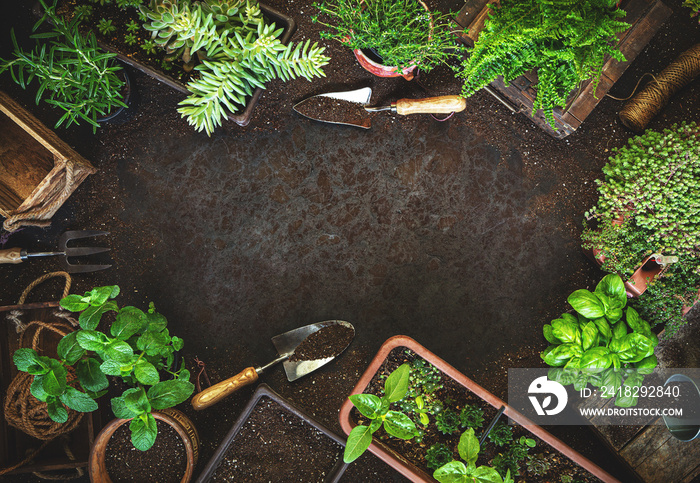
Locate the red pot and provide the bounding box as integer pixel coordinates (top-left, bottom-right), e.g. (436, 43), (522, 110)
(339, 335), (620, 483)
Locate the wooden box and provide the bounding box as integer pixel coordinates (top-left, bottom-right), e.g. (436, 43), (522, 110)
(0, 300), (99, 476)
(0, 91), (95, 231)
(455, 0), (672, 138)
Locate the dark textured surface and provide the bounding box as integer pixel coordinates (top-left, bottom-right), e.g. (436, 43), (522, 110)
(1, 0), (699, 481)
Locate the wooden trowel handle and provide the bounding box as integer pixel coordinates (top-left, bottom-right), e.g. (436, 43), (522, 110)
(0, 248), (24, 264)
(191, 367), (259, 410)
(395, 96), (466, 115)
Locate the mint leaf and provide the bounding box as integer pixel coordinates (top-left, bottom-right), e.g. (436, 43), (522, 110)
(43, 363), (68, 396)
(111, 395), (138, 419)
(147, 380), (195, 410)
(57, 332), (85, 365)
(137, 331), (168, 356)
(77, 330), (108, 351)
(13, 348), (40, 372)
(79, 301), (118, 330)
(60, 294), (89, 312)
(47, 398), (68, 423)
(60, 387), (98, 412)
(112, 306), (147, 340)
(30, 375), (48, 401)
(134, 361), (160, 386)
(145, 311), (167, 333)
(100, 359), (123, 376)
(125, 387), (151, 415)
(76, 358), (108, 392)
(130, 413), (157, 451)
(171, 336), (184, 351)
(105, 340), (134, 363)
(87, 286), (117, 306)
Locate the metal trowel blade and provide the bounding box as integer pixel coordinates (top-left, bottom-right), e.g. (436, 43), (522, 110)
(293, 88), (373, 129)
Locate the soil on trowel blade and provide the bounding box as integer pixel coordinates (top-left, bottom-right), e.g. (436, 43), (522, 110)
(295, 96), (371, 128)
(289, 324), (354, 362)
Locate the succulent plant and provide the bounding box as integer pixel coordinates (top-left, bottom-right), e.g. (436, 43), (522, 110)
(435, 408), (462, 435)
(98, 18), (116, 35)
(526, 453), (551, 476)
(73, 5), (93, 19)
(487, 422), (513, 447)
(459, 404), (484, 429)
(425, 443), (454, 471)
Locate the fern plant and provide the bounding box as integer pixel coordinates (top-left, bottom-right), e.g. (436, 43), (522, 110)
(141, 0), (329, 135)
(455, 0), (629, 127)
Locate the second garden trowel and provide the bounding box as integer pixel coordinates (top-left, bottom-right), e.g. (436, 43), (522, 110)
(191, 320), (354, 410)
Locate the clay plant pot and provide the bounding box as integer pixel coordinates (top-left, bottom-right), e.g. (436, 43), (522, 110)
(196, 383), (348, 482)
(339, 335), (619, 483)
(88, 408), (199, 483)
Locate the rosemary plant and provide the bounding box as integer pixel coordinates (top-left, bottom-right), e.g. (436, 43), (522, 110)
(312, 0), (464, 72)
(456, 0), (629, 128)
(141, 0), (329, 135)
(0, 0), (127, 133)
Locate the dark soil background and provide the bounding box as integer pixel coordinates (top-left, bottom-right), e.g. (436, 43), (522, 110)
(1, 0), (699, 481)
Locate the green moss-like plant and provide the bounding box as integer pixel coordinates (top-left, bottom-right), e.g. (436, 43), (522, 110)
(426, 443), (454, 471)
(456, 0), (629, 128)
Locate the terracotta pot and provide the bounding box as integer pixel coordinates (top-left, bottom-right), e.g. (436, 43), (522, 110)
(339, 335), (620, 483)
(196, 384), (348, 482)
(88, 408), (199, 483)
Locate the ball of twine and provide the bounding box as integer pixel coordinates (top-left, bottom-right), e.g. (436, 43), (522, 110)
(619, 44), (700, 132)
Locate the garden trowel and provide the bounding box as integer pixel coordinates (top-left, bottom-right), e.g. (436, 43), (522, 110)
(293, 87), (466, 129)
(191, 320), (354, 410)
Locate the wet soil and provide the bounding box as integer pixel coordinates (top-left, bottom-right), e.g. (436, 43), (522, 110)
(289, 323), (355, 362)
(1, 0), (699, 482)
(353, 348), (599, 482)
(210, 396), (344, 482)
(104, 420), (187, 483)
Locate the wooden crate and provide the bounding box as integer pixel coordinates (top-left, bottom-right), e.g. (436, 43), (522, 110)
(0, 91), (96, 229)
(455, 0), (672, 139)
(0, 300), (99, 475)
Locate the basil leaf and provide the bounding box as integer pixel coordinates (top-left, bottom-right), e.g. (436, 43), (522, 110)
(457, 427), (479, 466)
(593, 318), (612, 340)
(134, 361), (160, 386)
(600, 369), (623, 398)
(384, 364), (410, 402)
(349, 394), (383, 419)
(434, 461), (468, 482)
(112, 306), (147, 340)
(543, 343), (581, 367)
(47, 398), (69, 423)
(76, 358), (108, 392)
(612, 320), (628, 340)
(548, 367), (579, 386)
(130, 413), (158, 451)
(634, 355), (658, 374)
(568, 289), (605, 319)
(551, 318), (580, 344)
(60, 294), (89, 313)
(79, 301), (118, 330)
(581, 321), (598, 351)
(543, 324), (559, 344)
(472, 465), (505, 482)
(595, 274), (627, 307)
(580, 347), (611, 370)
(147, 380), (194, 410)
(343, 425), (372, 463)
(57, 332), (85, 365)
(383, 411), (416, 440)
(60, 387), (98, 412)
(615, 372), (644, 407)
(13, 348), (41, 372)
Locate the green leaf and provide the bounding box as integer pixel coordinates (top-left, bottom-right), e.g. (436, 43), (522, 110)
(457, 427), (479, 466)
(177, 369), (191, 381)
(47, 398), (69, 423)
(76, 358), (108, 392)
(600, 369), (623, 398)
(593, 318), (612, 340)
(384, 363), (410, 403)
(79, 301), (118, 330)
(60, 387), (98, 412)
(134, 361), (160, 386)
(551, 318), (580, 344)
(13, 348), (41, 372)
(344, 425), (373, 463)
(626, 307), (651, 336)
(568, 289), (605, 319)
(612, 321), (628, 339)
(30, 375), (48, 401)
(595, 274), (627, 307)
(634, 355), (658, 374)
(472, 465), (505, 482)
(60, 294), (89, 312)
(383, 411), (416, 440)
(87, 286), (118, 306)
(105, 340), (134, 363)
(112, 306), (147, 339)
(548, 367), (579, 386)
(349, 394), (383, 419)
(112, 393), (138, 419)
(100, 359), (123, 376)
(147, 380), (195, 410)
(43, 363), (68, 396)
(125, 387), (151, 415)
(146, 311), (168, 332)
(581, 321), (598, 351)
(579, 347), (611, 370)
(76, 330), (108, 351)
(542, 343), (581, 367)
(543, 324), (559, 344)
(615, 372), (644, 407)
(369, 419), (382, 432)
(171, 336), (184, 351)
(130, 413), (158, 451)
(433, 460), (468, 483)
(57, 332), (85, 365)
(137, 331), (169, 356)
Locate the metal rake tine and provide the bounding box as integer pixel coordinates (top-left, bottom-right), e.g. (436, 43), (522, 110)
(64, 246), (111, 257)
(59, 258), (112, 273)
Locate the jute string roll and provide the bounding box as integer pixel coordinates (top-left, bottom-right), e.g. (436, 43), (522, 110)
(619, 44), (700, 132)
(6, 272), (73, 333)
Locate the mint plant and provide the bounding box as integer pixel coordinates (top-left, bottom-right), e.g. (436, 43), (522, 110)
(433, 428), (512, 483)
(344, 363), (418, 463)
(542, 274), (658, 407)
(12, 286), (194, 451)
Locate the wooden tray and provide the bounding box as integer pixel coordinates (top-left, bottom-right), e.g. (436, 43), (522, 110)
(455, 0), (672, 138)
(0, 300), (99, 475)
(0, 91), (96, 228)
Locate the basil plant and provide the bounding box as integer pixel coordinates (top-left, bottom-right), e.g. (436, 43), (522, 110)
(344, 363), (418, 463)
(541, 274), (658, 407)
(13, 286), (194, 451)
(434, 428), (513, 483)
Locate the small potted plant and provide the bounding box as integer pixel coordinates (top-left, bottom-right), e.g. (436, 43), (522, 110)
(339, 336), (617, 482)
(0, 0), (128, 133)
(582, 122), (700, 337)
(11, 285), (198, 482)
(312, 0), (464, 80)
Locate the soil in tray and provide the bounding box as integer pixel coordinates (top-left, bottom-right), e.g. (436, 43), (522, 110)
(211, 396), (343, 482)
(289, 323), (355, 362)
(104, 419), (187, 483)
(353, 347), (599, 482)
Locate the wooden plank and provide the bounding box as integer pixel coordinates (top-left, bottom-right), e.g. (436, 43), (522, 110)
(619, 420), (672, 465)
(633, 432), (700, 482)
(455, 0), (491, 46)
